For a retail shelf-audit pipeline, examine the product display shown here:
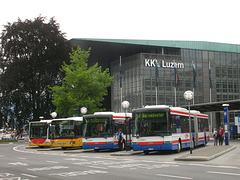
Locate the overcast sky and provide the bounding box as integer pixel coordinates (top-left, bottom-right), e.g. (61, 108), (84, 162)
(1, 0), (240, 44)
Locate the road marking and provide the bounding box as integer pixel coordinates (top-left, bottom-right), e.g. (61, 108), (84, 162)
(207, 171), (240, 176)
(156, 173), (193, 179)
(0, 173), (15, 177)
(18, 157), (27, 160)
(175, 162), (240, 170)
(49, 170), (108, 177)
(64, 158), (86, 161)
(8, 162), (28, 166)
(28, 166), (68, 171)
(88, 166), (108, 169)
(46, 161), (59, 164)
(21, 173), (38, 178)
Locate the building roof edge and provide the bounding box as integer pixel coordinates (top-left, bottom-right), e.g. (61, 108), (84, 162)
(70, 38), (240, 53)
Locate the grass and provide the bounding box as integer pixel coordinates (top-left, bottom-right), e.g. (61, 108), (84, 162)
(0, 140), (18, 143)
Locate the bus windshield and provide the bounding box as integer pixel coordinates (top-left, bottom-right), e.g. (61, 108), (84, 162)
(83, 118), (113, 138)
(134, 112), (169, 137)
(29, 123), (48, 139)
(51, 120), (75, 139)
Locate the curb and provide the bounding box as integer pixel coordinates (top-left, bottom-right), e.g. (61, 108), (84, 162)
(206, 145), (236, 160)
(174, 146), (236, 161)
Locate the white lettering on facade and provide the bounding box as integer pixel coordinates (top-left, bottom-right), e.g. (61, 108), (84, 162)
(144, 59), (184, 69)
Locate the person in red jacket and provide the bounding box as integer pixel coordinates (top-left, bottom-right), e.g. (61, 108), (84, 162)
(217, 126), (224, 145)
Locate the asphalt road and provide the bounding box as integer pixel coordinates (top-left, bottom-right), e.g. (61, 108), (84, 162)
(0, 141), (240, 180)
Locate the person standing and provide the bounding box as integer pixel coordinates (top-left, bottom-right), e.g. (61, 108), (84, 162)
(213, 131), (218, 146)
(116, 128), (124, 150)
(217, 126), (224, 145)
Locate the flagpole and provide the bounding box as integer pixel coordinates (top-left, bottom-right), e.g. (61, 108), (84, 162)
(209, 62), (213, 133)
(192, 61), (196, 105)
(120, 56), (122, 112)
(209, 62), (212, 103)
(193, 88), (195, 105)
(175, 87), (176, 107)
(174, 61), (178, 107)
(156, 87), (158, 105)
(154, 60), (160, 105)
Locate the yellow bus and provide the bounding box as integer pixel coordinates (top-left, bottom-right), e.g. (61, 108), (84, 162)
(50, 117), (83, 149)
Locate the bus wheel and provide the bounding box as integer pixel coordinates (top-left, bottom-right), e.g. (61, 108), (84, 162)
(177, 142), (182, 153)
(144, 150), (149, 155)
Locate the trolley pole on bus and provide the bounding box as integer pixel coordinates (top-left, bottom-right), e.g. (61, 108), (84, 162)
(122, 101), (130, 151)
(184, 90), (194, 154)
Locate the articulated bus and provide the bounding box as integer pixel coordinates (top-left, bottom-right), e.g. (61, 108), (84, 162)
(50, 117), (83, 149)
(28, 120), (52, 147)
(132, 105), (209, 154)
(82, 112), (132, 151)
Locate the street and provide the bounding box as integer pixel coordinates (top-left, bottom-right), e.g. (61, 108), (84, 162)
(0, 141), (240, 180)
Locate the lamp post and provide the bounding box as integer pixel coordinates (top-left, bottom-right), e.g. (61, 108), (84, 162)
(80, 107), (87, 116)
(50, 112), (57, 119)
(121, 101), (130, 151)
(222, 104), (229, 145)
(184, 90), (194, 154)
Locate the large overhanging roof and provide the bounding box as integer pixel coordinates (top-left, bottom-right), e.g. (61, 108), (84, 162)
(71, 38), (240, 53)
(182, 99), (240, 113)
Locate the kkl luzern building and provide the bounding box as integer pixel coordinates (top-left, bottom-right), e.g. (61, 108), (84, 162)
(70, 39), (240, 130)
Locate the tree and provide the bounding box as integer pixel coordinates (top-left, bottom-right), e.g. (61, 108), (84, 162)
(0, 16), (70, 130)
(49, 46), (113, 117)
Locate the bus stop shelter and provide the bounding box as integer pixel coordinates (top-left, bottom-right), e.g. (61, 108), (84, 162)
(182, 99), (240, 113)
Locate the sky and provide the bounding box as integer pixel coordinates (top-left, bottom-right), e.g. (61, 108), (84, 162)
(1, 0), (240, 44)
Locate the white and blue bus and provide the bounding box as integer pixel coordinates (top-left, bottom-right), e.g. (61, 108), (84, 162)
(132, 105), (209, 154)
(82, 112), (132, 151)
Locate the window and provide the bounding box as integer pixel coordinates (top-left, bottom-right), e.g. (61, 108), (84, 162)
(228, 68), (232, 78)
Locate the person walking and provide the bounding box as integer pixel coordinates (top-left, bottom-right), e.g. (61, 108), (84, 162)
(217, 126), (224, 145)
(116, 128), (124, 150)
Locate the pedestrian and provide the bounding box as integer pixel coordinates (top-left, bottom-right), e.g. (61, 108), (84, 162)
(213, 131), (218, 146)
(217, 126), (224, 145)
(116, 128), (124, 150)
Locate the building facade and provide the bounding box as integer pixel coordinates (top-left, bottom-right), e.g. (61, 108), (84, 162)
(70, 39), (240, 128)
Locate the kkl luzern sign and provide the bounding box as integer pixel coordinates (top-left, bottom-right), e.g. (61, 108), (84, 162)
(145, 59), (184, 68)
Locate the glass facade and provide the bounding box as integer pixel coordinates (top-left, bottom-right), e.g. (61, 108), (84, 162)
(111, 49), (240, 126)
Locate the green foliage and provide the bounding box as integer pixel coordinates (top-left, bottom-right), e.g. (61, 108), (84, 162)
(0, 16), (70, 129)
(49, 46), (113, 117)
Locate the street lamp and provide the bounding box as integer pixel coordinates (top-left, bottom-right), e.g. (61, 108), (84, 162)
(184, 90), (194, 154)
(222, 104), (229, 145)
(81, 107), (87, 115)
(121, 101), (130, 151)
(50, 112), (57, 119)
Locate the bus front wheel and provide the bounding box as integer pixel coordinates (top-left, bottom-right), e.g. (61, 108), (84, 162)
(144, 150), (149, 155)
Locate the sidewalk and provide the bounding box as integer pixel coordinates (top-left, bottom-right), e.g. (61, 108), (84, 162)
(174, 145), (236, 161)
